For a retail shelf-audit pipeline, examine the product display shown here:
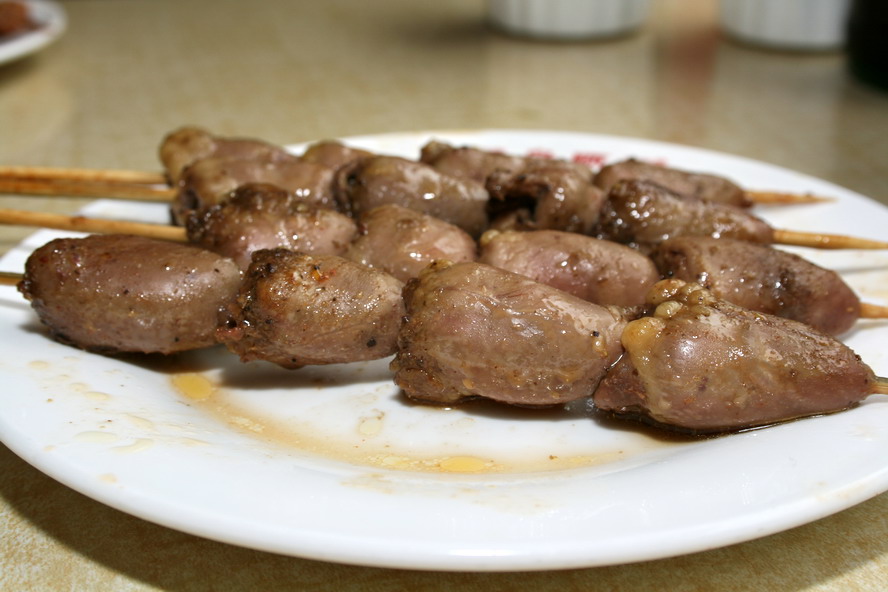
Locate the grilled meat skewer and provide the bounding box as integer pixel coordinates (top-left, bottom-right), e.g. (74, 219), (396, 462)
(392, 261), (628, 407)
(334, 156), (490, 237)
(185, 183), (358, 270)
(594, 279), (880, 434)
(344, 204), (476, 282)
(7, 234), (887, 437)
(478, 229), (658, 308)
(217, 249), (405, 369)
(421, 140), (605, 234)
(593, 158), (827, 207)
(652, 236), (865, 335)
(420, 140), (527, 183)
(172, 154), (338, 225)
(17, 234), (242, 355)
(485, 159), (604, 235)
(159, 126), (293, 185)
(594, 158), (751, 207)
(598, 180), (888, 251)
(421, 142), (827, 207)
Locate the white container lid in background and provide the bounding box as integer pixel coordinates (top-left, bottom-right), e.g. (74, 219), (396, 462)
(488, 0), (651, 40)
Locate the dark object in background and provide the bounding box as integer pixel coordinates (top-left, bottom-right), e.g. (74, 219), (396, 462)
(847, 0), (888, 90)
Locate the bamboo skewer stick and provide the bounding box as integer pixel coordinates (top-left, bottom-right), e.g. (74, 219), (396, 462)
(874, 377), (888, 395)
(0, 208), (186, 242)
(0, 166), (167, 185)
(0, 271), (20, 286)
(772, 229), (888, 250)
(0, 178), (176, 201)
(0, 165), (174, 201)
(860, 302), (888, 320)
(744, 190), (832, 205)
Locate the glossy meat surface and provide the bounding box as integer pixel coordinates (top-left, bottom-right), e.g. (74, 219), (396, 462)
(18, 234), (242, 354)
(479, 229), (658, 307)
(594, 158), (750, 207)
(334, 156), (490, 237)
(419, 140), (526, 183)
(173, 154), (337, 224)
(597, 180), (773, 252)
(186, 183), (358, 270)
(652, 237), (860, 335)
(392, 261), (627, 407)
(217, 249), (405, 369)
(593, 280), (875, 433)
(159, 126), (291, 184)
(486, 160), (604, 235)
(300, 140), (374, 170)
(344, 204), (476, 282)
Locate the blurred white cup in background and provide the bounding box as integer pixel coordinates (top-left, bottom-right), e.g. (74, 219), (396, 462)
(487, 0), (651, 40)
(719, 0), (852, 51)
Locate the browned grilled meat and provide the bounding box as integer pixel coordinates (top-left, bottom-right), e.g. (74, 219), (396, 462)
(159, 126), (291, 184)
(652, 237), (860, 335)
(594, 158), (750, 208)
(391, 261), (627, 407)
(172, 155), (337, 225)
(597, 180), (773, 253)
(344, 204), (477, 282)
(593, 279), (876, 433)
(300, 140), (374, 170)
(478, 229), (658, 307)
(18, 234), (242, 355)
(486, 160), (604, 235)
(185, 183), (358, 270)
(217, 249), (405, 369)
(419, 140), (526, 183)
(334, 156), (490, 237)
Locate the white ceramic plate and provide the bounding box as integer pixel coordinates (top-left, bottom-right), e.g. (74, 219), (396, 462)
(0, 0), (65, 67)
(1, 130), (887, 572)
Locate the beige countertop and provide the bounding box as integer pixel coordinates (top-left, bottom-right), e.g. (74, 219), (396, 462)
(1, 0), (887, 589)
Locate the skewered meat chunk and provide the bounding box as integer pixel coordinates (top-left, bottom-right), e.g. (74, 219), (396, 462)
(478, 229), (658, 307)
(334, 156), (490, 237)
(185, 183), (358, 270)
(172, 155), (337, 225)
(420, 140), (526, 183)
(652, 237), (860, 335)
(217, 249), (405, 369)
(344, 204), (477, 282)
(17, 234), (242, 355)
(392, 261), (627, 407)
(421, 141), (604, 235)
(486, 160), (604, 235)
(593, 279), (876, 433)
(300, 140), (374, 170)
(597, 180), (773, 253)
(594, 158), (750, 208)
(159, 126), (291, 184)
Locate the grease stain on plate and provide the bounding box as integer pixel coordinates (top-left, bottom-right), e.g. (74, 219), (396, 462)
(167, 369), (661, 475)
(113, 438), (154, 454)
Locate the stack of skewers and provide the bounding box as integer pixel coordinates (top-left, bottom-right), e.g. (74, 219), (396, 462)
(1, 126), (887, 435)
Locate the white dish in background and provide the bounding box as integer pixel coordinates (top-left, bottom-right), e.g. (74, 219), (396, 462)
(0, 0), (66, 66)
(0, 130), (887, 572)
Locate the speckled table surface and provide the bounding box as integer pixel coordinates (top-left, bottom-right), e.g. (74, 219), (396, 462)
(1, 1), (887, 589)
